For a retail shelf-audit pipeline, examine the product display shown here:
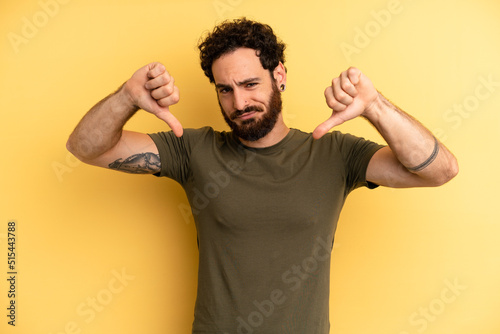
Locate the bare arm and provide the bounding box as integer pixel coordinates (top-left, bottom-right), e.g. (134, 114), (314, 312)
(66, 63), (182, 174)
(313, 67), (458, 188)
(363, 93), (458, 187)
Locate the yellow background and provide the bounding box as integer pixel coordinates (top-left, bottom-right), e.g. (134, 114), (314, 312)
(1, 0), (499, 333)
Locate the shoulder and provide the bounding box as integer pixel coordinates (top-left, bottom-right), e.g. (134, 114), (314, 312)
(149, 127), (240, 158)
(185, 127), (235, 147)
(150, 126), (228, 144)
(289, 128), (384, 159)
(290, 128), (348, 141)
(289, 128), (347, 148)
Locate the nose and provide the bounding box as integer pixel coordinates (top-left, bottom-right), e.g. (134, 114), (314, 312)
(232, 89), (248, 111)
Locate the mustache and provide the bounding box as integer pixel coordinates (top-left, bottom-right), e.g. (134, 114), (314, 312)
(230, 105), (264, 120)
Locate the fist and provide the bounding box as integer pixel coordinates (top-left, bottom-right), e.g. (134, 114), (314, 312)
(313, 67), (379, 139)
(124, 62), (183, 137)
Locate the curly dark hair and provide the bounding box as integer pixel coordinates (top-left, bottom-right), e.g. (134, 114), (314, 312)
(198, 18), (286, 83)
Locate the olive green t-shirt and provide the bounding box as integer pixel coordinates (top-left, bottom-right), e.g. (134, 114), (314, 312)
(149, 127), (384, 334)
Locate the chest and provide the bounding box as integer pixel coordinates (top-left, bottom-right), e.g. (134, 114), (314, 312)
(184, 148), (347, 235)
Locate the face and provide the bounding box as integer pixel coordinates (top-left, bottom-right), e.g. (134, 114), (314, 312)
(212, 48), (284, 142)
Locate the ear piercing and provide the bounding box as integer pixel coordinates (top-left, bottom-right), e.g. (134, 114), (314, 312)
(280, 84), (286, 92)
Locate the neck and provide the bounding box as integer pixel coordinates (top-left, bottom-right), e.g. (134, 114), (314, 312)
(238, 114), (290, 148)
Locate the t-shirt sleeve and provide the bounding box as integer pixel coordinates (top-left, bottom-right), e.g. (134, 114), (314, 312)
(147, 127), (212, 184)
(333, 131), (385, 193)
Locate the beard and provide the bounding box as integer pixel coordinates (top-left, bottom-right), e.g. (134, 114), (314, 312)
(219, 84), (283, 142)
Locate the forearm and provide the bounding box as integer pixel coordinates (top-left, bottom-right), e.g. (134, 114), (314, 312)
(67, 83), (139, 161)
(364, 92), (458, 184)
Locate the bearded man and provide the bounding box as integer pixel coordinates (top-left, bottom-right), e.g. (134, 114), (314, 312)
(67, 18), (458, 334)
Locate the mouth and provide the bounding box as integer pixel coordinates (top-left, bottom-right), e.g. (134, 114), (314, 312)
(237, 111), (257, 120)
(231, 106), (264, 121)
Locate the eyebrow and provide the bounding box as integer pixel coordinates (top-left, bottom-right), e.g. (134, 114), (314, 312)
(215, 77), (261, 90)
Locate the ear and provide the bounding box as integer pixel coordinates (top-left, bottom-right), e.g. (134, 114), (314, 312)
(273, 62), (287, 89)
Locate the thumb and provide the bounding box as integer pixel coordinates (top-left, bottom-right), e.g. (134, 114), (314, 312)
(312, 114), (345, 139)
(155, 107), (184, 137)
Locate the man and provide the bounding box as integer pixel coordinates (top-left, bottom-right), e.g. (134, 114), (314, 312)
(67, 18), (458, 334)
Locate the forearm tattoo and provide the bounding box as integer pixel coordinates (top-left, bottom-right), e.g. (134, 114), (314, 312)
(108, 152), (161, 174)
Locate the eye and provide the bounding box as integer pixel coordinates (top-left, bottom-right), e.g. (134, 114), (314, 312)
(246, 82), (257, 88)
(219, 87), (231, 94)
